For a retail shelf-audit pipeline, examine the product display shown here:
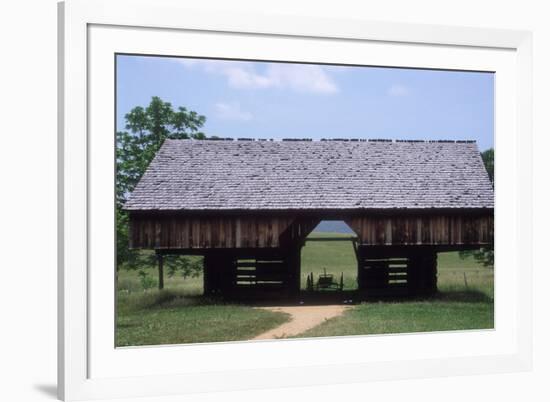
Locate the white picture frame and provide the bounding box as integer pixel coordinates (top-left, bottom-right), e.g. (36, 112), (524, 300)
(58, 0), (533, 400)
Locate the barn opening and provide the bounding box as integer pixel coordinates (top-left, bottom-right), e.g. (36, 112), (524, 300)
(302, 220), (359, 292)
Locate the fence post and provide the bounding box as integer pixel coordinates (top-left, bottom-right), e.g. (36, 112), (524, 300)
(157, 252), (164, 290)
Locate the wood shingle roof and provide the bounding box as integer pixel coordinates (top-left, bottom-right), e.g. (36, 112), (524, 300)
(124, 139), (494, 211)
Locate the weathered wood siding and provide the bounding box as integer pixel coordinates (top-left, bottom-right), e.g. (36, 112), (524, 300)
(279, 218), (320, 247)
(130, 213), (493, 250)
(356, 246), (438, 296)
(130, 215), (295, 249)
(345, 215), (493, 245)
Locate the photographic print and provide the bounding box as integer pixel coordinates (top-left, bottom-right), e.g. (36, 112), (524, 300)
(115, 55), (494, 347)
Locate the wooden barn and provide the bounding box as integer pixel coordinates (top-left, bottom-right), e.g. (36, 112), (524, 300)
(124, 138), (494, 299)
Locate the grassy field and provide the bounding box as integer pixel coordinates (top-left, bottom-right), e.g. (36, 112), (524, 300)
(298, 233), (493, 338)
(116, 265), (290, 346)
(116, 290), (289, 346)
(116, 233), (493, 346)
(297, 299), (492, 338)
(301, 232), (358, 290)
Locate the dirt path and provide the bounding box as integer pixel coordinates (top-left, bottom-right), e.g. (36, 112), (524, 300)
(252, 305), (351, 340)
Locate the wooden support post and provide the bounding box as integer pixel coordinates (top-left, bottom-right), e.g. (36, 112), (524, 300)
(203, 253), (229, 295)
(409, 249), (437, 296)
(425, 251), (438, 295)
(157, 253), (164, 290)
(356, 246), (365, 291)
(222, 254), (237, 295)
(280, 247), (299, 299)
(203, 253), (224, 295)
(203, 255), (211, 295)
(290, 247), (302, 297)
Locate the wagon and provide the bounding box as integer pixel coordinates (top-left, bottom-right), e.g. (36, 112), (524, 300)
(306, 269), (344, 292)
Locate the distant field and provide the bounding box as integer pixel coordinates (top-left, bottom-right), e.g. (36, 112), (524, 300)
(116, 232), (493, 346)
(302, 232), (358, 289)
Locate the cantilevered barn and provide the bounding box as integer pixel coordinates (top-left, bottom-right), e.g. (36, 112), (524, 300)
(124, 139), (494, 298)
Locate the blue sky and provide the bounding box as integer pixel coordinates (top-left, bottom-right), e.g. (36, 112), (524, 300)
(116, 55), (494, 151)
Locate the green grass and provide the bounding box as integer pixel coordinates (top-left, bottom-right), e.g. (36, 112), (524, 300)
(301, 232), (358, 290)
(116, 263), (291, 346)
(117, 257), (204, 296)
(116, 233), (493, 345)
(296, 300), (492, 338)
(116, 291), (290, 346)
(437, 252), (494, 300)
(295, 233), (493, 338)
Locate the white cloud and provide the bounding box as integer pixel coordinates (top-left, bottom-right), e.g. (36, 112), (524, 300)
(178, 59), (338, 94)
(387, 84), (410, 97)
(264, 64), (338, 94)
(214, 101), (253, 121)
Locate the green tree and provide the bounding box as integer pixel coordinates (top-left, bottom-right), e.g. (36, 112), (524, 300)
(460, 147), (494, 267)
(116, 97), (206, 205)
(481, 148), (494, 184)
(116, 97), (207, 276)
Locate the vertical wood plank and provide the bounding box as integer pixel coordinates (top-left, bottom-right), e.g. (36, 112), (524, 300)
(385, 218), (392, 245)
(271, 218), (278, 247)
(236, 218), (241, 248)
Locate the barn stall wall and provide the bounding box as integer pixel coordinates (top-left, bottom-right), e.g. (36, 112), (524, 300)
(129, 214), (318, 297)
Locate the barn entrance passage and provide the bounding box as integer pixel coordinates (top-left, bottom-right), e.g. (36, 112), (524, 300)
(301, 221), (359, 295)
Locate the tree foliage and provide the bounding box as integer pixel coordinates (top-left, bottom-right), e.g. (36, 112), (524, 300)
(116, 97), (207, 276)
(460, 147), (494, 267)
(165, 255), (204, 279)
(481, 148), (494, 184)
(116, 97), (206, 205)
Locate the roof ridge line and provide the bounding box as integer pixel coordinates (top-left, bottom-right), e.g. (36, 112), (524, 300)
(166, 138), (477, 143)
